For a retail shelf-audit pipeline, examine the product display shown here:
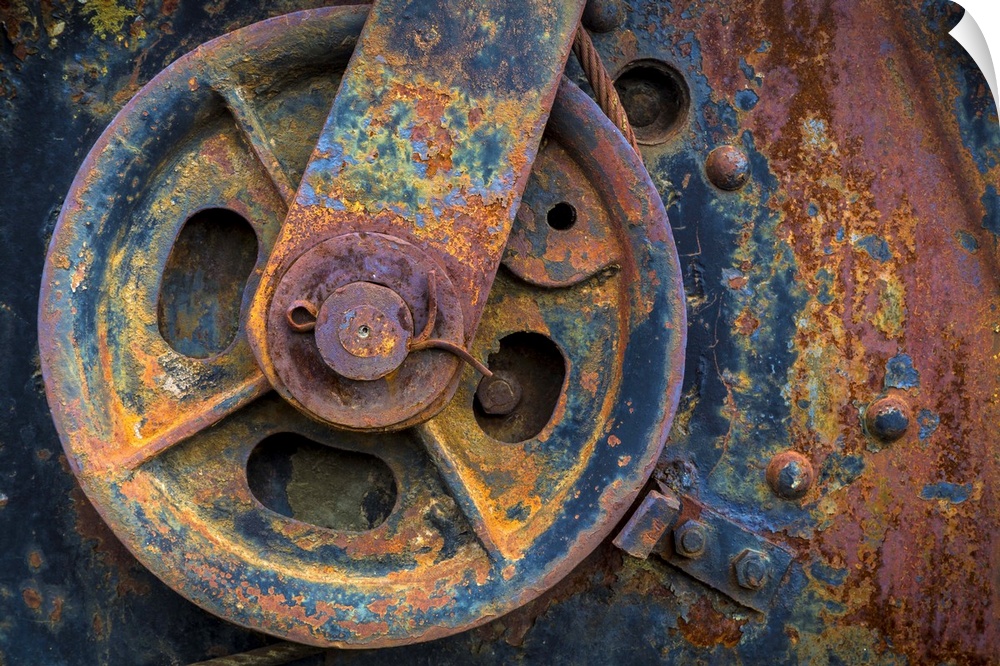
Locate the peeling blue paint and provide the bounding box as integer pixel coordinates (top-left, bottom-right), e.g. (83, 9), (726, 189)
(815, 268), (834, 305)
(810, 561), (848, 587)
(982, 185), (999, 236)
(917, 409), (940, 442)
(735, 89), (759, 111)
(818, 452), (866, 489)
(855, 234), (892, 263)
(920, 482), (971, 504)
(957, 230), (980, 252)
(885, 354), (919, 389)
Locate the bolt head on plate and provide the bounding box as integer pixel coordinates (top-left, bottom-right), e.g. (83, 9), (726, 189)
(734, 549), (770, 590)
(475, 371), (523, 416)
(673, 520), (708, 558)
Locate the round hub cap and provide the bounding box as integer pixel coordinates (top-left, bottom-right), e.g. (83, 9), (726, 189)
(315, 282), (413, 381)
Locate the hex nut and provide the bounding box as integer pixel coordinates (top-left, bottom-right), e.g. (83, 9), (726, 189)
(475, 371), (523, 416)
(734, 549), (770, 590)
(673, 520), (708, 558)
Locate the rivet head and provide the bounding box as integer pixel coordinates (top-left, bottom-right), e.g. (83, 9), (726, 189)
(706, 145), (750, 191)
(864, 396), (910, 443)
(582, 0), (623, 33)
(673, 520), (708, 558)
(734, 549), (770, 590)
(766, 451), (814, 500)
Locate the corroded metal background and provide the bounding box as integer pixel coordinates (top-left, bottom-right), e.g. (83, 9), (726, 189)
(3, 0), (1000, 663)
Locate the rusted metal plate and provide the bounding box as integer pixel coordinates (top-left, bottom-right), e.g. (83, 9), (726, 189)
(2, 0), (998, 663)
(36, 5), (686, 649)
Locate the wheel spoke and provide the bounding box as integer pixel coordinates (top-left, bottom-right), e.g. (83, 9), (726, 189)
(119, 372), (272, 470)
(216, 84), (297, 207)
(413, 422), (507, 561)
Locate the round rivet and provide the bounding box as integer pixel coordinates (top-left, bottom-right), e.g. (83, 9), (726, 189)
(766, 451), (814, 500)
(706, 145), (750, 191)
(582, 0), (623, 33)
(864, 396), (910, 443)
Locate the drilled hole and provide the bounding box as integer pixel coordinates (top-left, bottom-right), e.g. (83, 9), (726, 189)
(614, 60), (690, 144)
(547, 202), (577, 231)
(158, 208), (258, 358)
(474, 332), (566, 443)
(246, 433), (397, 531)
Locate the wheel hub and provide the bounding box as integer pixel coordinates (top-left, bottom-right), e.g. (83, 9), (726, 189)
(265, 232), (464, 430)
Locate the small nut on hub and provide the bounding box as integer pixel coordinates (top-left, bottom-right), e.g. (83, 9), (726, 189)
(476, 371), (523, 416)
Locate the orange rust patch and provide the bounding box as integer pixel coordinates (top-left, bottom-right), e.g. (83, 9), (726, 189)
(677, 596), (746, 648)
(49, 595), (64, 624)
(22, 586), (42, 610)
(734, 309), (760, 336)
(728, 275), (749, 290)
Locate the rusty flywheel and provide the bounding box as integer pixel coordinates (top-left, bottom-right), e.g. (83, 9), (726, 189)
(38, 4), (685, 647)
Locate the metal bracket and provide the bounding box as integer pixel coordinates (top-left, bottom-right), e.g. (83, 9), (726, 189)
(614, 488), (793, 612)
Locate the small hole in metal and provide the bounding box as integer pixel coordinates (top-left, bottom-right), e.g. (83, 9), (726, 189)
(289, 306), (315, 327)
(547, 202), (577, 230)
(358, 325), (371, 338)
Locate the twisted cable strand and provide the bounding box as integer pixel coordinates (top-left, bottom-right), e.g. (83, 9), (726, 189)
(572, 25), (641, 157)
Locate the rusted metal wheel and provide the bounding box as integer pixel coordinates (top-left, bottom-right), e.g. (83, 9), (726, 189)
(38, 6), (686, 647)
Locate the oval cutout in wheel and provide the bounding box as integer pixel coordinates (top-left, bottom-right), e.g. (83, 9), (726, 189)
(158, 208), (258, 358)
(247, 432), (398, 531)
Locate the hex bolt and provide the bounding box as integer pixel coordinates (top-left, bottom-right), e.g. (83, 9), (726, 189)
(766, 451), (815, 500)
(734, 549), (770, 590)
(705, 145), (750, 191)
(673, 520), (708, 558)
(476, 371), (523, 416)
(864, 396), (910, 443)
